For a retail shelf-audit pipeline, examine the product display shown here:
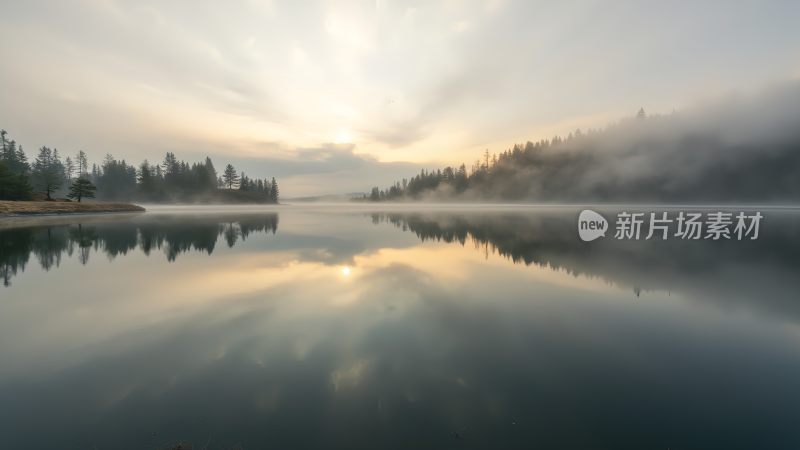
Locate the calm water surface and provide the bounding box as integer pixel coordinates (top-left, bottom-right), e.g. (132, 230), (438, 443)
(1, 205), (800, 449)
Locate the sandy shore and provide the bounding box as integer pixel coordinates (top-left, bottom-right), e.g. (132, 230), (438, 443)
(0, 200), (145, 216)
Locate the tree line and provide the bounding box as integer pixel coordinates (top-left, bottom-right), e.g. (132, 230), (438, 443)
(362, 143), (560, 202)
(362, 127), (617, 201)
(0, 129), (279, 203)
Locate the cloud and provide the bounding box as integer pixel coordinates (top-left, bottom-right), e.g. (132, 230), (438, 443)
(1, 0), (800, 196)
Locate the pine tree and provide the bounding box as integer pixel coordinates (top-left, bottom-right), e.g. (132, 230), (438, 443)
(270, 177), (279, 203)
(32, 146), (64, 200)
(239, 172), (248, 191)
(67, 177), (97, 202)
(95, 154), (137, 200)
(0, 161), (32, 200)
(1, 138), (18, 167)
(65, 156), (75, 180)
(223, 164), (238, 189)
(16, 145), (29, 174)
(0, 131), (29, 175)
(0, 130), (7, 158)
(162, 152), (179, 176)
(76, 150), (89, 176)
(204, 156), (217, 190)
(138, 159), (159, 198)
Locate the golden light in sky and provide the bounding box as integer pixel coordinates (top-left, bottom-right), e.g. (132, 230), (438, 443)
(335, 129), (353, 144)
(0, 1), (797, 197)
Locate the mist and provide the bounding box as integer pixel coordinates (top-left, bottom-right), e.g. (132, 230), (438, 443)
(382, 80), (800, 204)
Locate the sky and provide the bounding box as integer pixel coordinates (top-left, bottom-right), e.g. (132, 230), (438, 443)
(1, 0), (799, 196)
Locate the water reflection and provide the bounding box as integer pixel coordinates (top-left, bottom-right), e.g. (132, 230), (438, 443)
(370, 209), (800, 319)
(1, 208), (800, 449)
(1, 214), (278, 286)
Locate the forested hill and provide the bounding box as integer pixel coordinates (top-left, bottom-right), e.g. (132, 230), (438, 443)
(363, 82), (800, 203)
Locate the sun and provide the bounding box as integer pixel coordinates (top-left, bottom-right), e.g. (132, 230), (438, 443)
(335, 129), (353, 144)
(340, 266), (351, 277)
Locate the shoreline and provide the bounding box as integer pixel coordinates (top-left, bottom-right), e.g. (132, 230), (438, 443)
(0, 201), (145, 217)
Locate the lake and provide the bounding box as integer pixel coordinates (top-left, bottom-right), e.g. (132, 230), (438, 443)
(1, 205), (800, 449)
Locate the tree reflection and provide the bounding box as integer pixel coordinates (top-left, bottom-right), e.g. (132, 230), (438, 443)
(370, 210), (800, 314)
(0, 214), (279, 286)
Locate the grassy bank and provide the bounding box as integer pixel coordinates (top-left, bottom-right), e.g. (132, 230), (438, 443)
(0, 200), (145, 216)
